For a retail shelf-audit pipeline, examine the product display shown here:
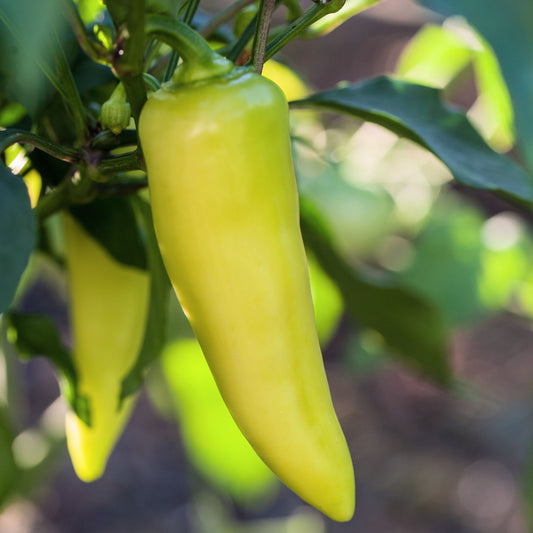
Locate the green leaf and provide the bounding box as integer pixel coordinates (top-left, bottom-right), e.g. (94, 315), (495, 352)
(0, 165), (36, 313)
(119, 198), (171, 403)
(0, 406), (18, 507)
(69, 196), (148, 270)
(300, 199), (451, 384)
(74, 0), (106, 23)
(471, 39), (514, 152)
(396, 24), (473, 88)
(7, 312), (90, 425)
(417, 0), (533, 173)
(0, 0), (68, 117)
(160, 338), (277, 503)
(399, 198), (487, 326)
(293, 76), (533, 207)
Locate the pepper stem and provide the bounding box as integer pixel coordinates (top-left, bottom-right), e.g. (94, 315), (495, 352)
(145, 15), (233, 84)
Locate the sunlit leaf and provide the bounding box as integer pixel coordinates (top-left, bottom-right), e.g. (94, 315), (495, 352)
(293, 76), (533, 208)
(161, 338), (277, 504)
(417, 0), (533, 173)
(396, 23), (472, 89)
(308, 255), (343, 346)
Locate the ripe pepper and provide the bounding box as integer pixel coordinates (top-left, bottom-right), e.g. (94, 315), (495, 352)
(63, 214), (150, 482)
(139, 18), (355, 521)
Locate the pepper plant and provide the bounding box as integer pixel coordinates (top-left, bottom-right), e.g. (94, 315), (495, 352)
(1, 0), (533, 526)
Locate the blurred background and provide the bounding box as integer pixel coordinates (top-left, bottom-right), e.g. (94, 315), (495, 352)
(2, 0), (533, 532)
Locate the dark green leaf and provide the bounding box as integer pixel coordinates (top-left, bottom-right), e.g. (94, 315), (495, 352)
(292, 76), (533, 208)
(417, 0), (533, 173)
(0, 0), (68, 117)
(69, 196), (148, 270)
(7, 312), (90, 425)
(0, 406), (18, 507)
(0, 165), (36, 313)
(119, 198), (171, 403)
(300, 199), (451, 384)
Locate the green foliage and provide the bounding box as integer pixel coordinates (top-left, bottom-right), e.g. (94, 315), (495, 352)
(69, 197), (148, 270)
(0, 166), (36, 313)
(1, 0), (533, 522)
(160, 338), (277, 504)
(119, 198), (172, 403)
(0, 406), (19, 507)
(300, 200), (452, 385)
(6, 312), (90, 425)
(293, 76), (533, 208)
(417, 0), (533, 173)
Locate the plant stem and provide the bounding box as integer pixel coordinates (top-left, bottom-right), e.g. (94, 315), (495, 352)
(226, 11), (258, 62)
(98, 152), (142, 174)
(109, 0), (147, 124)
(200, 0), (256, 38)
(261, 0), (345, 63)
(0, 130), (80, 163)
(182, 0), (201, 24)
(145, 15), (233, 84)
(251, 0), (276, 73)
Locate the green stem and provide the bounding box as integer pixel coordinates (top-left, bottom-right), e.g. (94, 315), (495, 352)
(307, 0), (381, 37)
(182, 0), (201, 24)
(90, 130), (138, 151)
(226, 11), (259, 62)
(261, 0), (345, 62)
(98, 152), (142, 174)
(251, 0), (276, 73)
(143, 72), (162, 91)
(0, 130), (80, 163)
(200, 0), (256, 38)
(109, 0), (147, 124)
(145, 15), (233, 84)
(33, 173), (96, 221)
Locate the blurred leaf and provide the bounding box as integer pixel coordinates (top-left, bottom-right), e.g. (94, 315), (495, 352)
(471, 37), (514, 151)
(119, 198), (172, 403)
(69, 196), (148, 270)
(396, 24), (472, 88)
(300, 175), (395, 259)
(293, 77), (533, 208)
(73, 55), (115, 95)
(0, 102), (26, 128)
(417, 0), (533, 173)
(74, 0), (106, 23)
(399, 198), (486, 326)
(300, 199), (451, 384)
(0, 165), (36, 313)
(478, 214), (532, 311)
(308, 255), (343, 345)
(0, 406), (18, 507)
(7, 312), (90, 425)
(161, 338), (277, 504)
(0, 0), (69, 117)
